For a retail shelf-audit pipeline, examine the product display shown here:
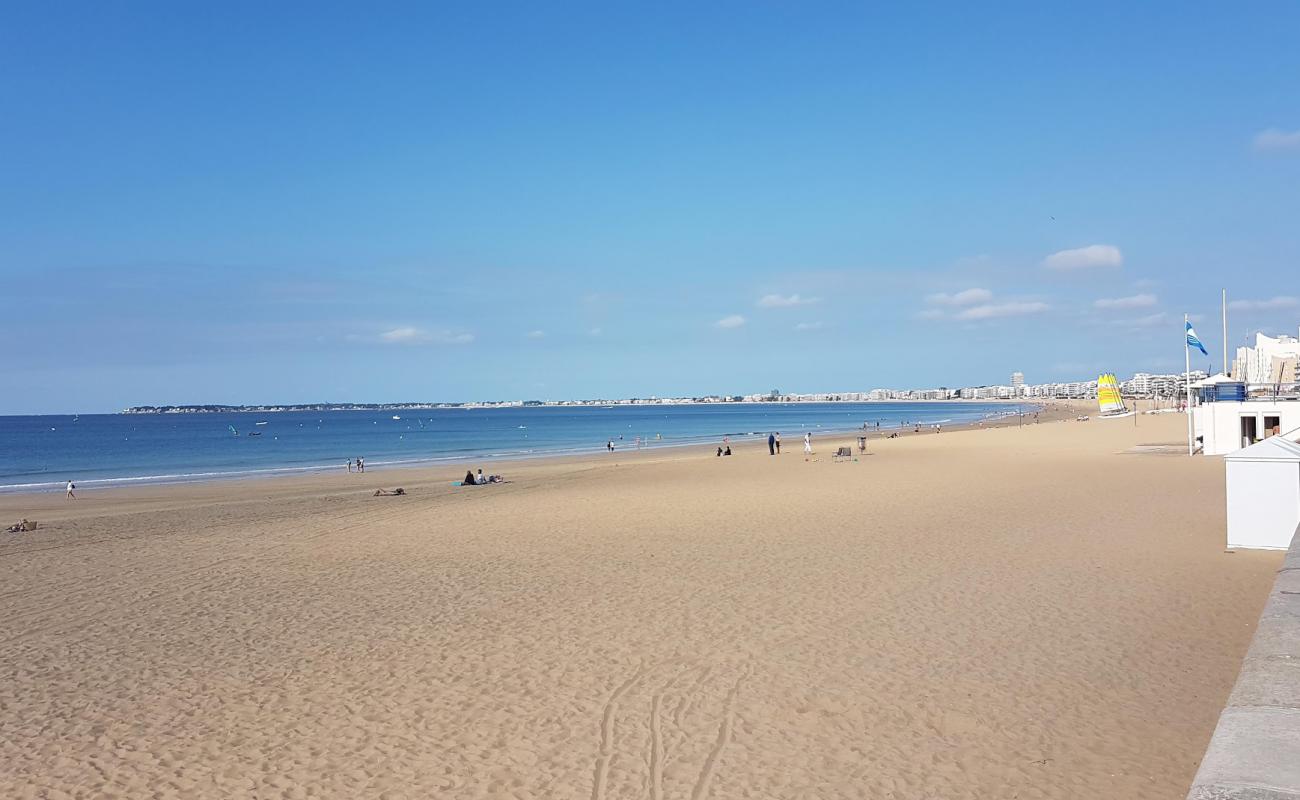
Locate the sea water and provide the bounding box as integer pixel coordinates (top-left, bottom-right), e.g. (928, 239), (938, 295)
(0, 402), (1033, 493)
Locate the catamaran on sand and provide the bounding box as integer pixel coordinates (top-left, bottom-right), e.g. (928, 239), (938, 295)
(1096, 373), (1135, 419)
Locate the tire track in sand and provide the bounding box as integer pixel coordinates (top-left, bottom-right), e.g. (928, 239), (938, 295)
(690, 664), (750, 800)
(591, 659), (647, 800)
(649, 664), (694, 800)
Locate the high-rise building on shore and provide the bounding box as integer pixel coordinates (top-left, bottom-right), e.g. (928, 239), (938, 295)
(1011, 372), (1024, 393)
(1232, 330), (1300, 384)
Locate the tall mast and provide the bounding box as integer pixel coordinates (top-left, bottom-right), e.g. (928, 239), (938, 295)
(1222, 288), (1228, 377)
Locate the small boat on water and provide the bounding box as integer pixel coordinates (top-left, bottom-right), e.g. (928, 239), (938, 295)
(255, 421), (268, 426)
(392, 415), (401, 420)
(248, 431), (262, 436)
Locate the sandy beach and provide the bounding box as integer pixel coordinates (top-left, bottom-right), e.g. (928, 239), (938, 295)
(0, 408), (1281, 799)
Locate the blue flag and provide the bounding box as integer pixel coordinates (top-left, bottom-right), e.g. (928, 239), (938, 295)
(1186, 321), (1208, 356)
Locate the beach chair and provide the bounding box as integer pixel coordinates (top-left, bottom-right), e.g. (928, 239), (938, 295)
(833, 446), (853, 463)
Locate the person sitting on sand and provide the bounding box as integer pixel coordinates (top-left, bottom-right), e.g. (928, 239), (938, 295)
(723, 445), (732, 456)
(716, 446), (723, 457)
(373, 488), (405, 496)
(464, 469), (478, 485)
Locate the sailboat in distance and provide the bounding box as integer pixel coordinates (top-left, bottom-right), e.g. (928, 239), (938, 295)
(1096, 373), (1135, 419)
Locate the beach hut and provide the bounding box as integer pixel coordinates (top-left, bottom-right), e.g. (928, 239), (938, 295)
(1224, 434), (1300, 550)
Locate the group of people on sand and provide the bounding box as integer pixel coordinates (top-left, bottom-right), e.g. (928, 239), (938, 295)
(463, 468), (503, 486)
(347, 456), (365, 473)
(766, 432), (783, 455)
(714, 431), (815, 457)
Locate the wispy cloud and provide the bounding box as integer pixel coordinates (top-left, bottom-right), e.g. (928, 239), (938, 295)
(1043, 244), (1123, 271)
(1228, 296), (1299, 311)
(925, 287), (992, 306)
(587, 327), (603, 337)
(379, 327), (474, 345)
(954, 302), (1049, 321)
(1094, 293), (1157, 309)
(793, 321), (824, 331)
(714, 314), (746, 329)
(757, 293), (819, 309)
(525, 330), (545, 339)
(1253, 128), (1300, 153)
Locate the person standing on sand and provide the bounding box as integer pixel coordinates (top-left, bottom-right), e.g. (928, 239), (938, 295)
(357, 456), (364, 473)
(775, 432), (781, 453)
(66, 480), (76, 499)
(347, 459), (353, 473)
(768, 432), (776, 455)
(803, 432), (812, 457)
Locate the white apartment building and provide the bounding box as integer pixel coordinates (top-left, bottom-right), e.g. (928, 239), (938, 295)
(1232, 330), (1300, 385)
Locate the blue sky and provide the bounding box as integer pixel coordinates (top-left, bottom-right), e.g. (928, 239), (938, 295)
(2, 2), (1298, 413)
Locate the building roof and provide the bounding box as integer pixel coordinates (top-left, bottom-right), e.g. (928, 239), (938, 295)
(1224, 435), (1300, 463)
(1190, 373), (1240, 387)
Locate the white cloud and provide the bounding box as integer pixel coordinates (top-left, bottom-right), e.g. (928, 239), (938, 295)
(1042, 244), (1123, 271)
(757, 293), (819, 308)
(526, 330), (546, 339)
(1094, 293), (1157, 309)
(926, 287), (993, 306)
(379, 327), (473, 345)
(714, 314), (746, 329)
(1228, 296), (1299, 311)
(954, 302), (1049, 321)
(1253, 128), (1300, 153)
(793, 321), (824, 331)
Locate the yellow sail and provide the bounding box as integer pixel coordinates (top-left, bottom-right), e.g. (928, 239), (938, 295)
(1096, 373), (1126, 415)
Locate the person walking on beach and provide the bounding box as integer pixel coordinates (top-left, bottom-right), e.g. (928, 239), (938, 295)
(357, 456), (364, 473)
(347, 459), (353, 473)
(803, 432), (812, 457)
(66, 480), (76, 499)
(767, 432), (776, 455)
(775, 432), (781, 453)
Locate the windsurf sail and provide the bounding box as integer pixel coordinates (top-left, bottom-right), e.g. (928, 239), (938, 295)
(1097, 373), (1127, 415)
(228, 425), (239, 436)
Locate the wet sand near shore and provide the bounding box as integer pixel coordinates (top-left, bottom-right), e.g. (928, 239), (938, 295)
(0, 407), (1279, 799)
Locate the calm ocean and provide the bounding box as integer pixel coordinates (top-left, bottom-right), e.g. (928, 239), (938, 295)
(0, 402), (1032, 493)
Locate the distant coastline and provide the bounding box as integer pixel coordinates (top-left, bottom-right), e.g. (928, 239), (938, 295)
(119, 398), (1034, 414)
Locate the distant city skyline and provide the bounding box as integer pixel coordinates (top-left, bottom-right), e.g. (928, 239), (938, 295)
(3, 3), (1299, 414)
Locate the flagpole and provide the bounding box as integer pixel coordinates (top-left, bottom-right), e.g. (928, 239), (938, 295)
(1222, 289), (1228, 377)
(1185, 312), (1194, 456)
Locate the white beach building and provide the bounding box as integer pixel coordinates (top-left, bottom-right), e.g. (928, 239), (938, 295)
(1192, 367), (1300, 456)
(1224, 435), (1300, 550)
(1195, 398), (1300, 455)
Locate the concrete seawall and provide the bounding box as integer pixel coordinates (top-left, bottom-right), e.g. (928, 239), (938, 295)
(1187, 524), (1300, 799)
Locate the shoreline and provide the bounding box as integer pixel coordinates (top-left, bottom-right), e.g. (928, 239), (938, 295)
(1, 402), (1050, 497)
(0, 401), (1071, 517)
